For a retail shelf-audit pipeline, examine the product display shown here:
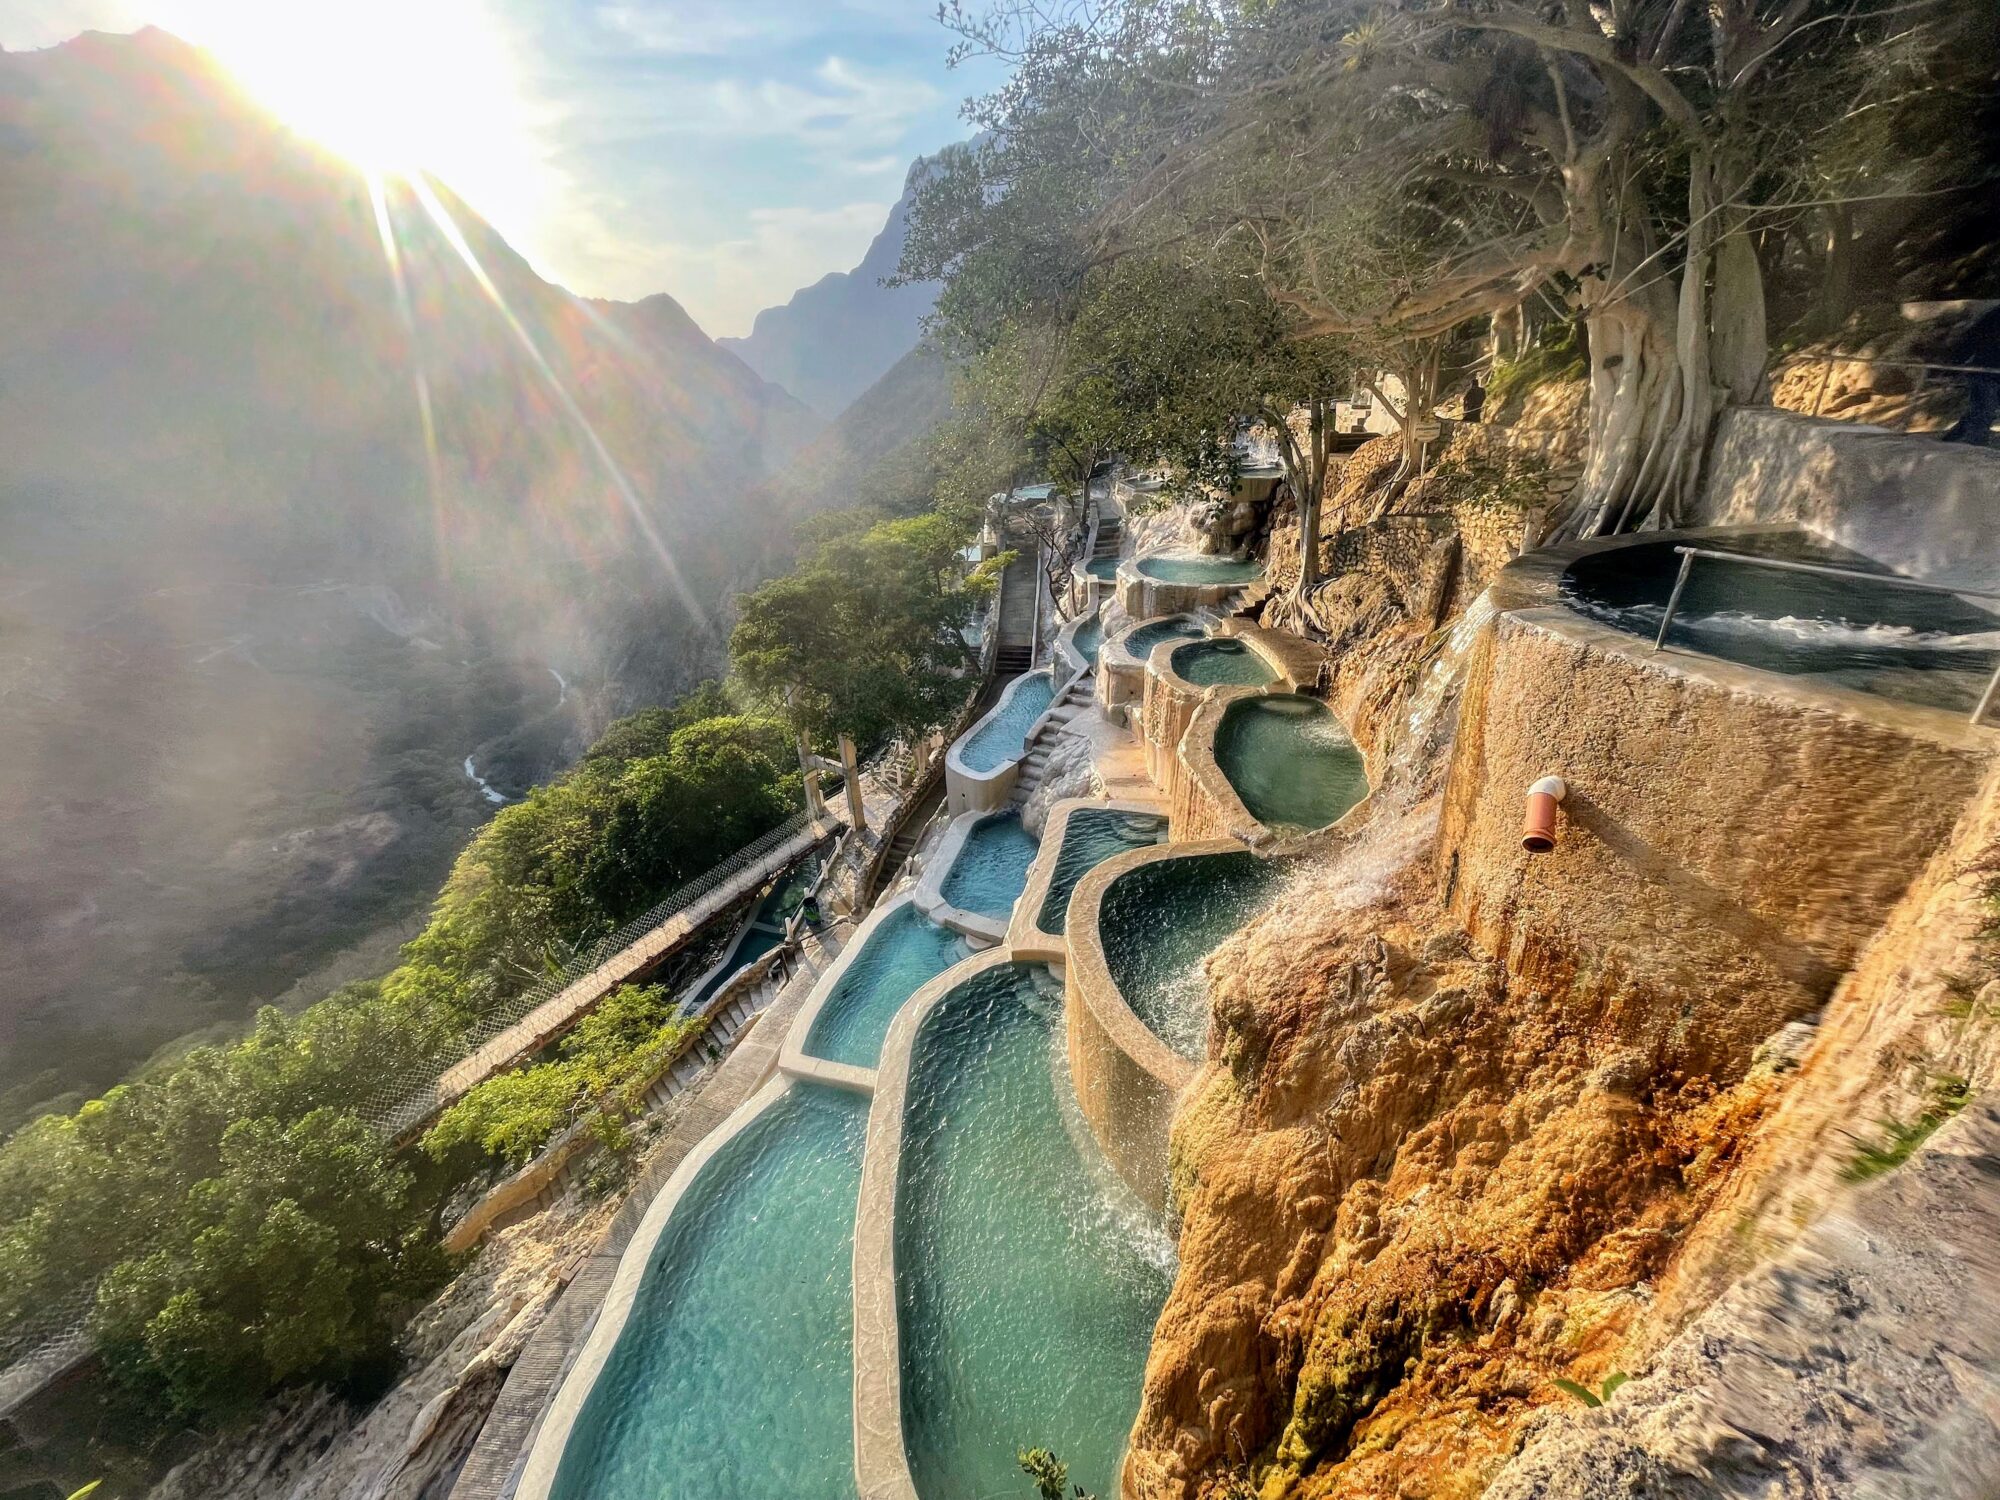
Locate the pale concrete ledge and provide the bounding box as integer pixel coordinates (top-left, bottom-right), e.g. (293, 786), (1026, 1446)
(910, 809), (1013, 944)
(1095, 612), (1203, 720)
(1008, 797), (1169, 963)
(779, 1054), (877, 1095)
(851, 947), (1020, 1500)
(1062, 840), (1244, 1209)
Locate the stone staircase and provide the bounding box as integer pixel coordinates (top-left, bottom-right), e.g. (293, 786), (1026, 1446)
(1092, 508), (1123, 562)
(1010, 675), (1093, 807)
(1200, 575), (1274, 626)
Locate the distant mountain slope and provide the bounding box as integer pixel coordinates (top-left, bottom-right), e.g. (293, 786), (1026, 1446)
(756, 343), (957, 519)
(720, 155), (944, 418)
(0, 27), (813, 1115)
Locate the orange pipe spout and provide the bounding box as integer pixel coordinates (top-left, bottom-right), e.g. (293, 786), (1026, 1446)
(1522, 775), (1568, 853)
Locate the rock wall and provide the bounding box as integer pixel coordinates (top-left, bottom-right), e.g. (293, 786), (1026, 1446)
(1438, 608), (1991, 1070)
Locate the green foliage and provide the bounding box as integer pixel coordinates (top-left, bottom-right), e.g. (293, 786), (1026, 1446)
(0, 696), (799, 1420)
(1484, 323), (1587, 411)
(731, 510), (985, 746)
(1550, 1371), (1629, 1408)
(1841, 1073), (1971, 1182)
(1017, 1446), (1099, 1500)
(90, 1109), (444, 1419)
(421, 984), (696, 1168)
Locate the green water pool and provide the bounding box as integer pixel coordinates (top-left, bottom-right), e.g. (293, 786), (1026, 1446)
(939, 812), (1041, 921)
(549, 1083), (867, 1500)
(1214, 695), (1367, 833)
(896, 964), (1174, 1500)
(1117, 615), (1205, 661)
(1085, 557), (1122, 580)
(1170, 636), (1277, 687)
(1072, 611), (1105, 667)
(1098, 851), (1282, 1058)
(802, 903), (964, 1068)
(1037, 809), (1168, 934)
(1136, 554), (1262, 585)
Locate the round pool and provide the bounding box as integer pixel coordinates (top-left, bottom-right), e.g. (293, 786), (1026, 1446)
(1097, 851), (1281, 1059)
(1170, 636), (1277, 688)
(1117, 615), (1206, 661)
(1136, 554), (1262, 585)
(1561, 532), (2000, 713)
(1214, 695), (1367, 834)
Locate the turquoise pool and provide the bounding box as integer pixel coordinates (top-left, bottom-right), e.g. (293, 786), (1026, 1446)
(1170, 637), (1277, 687)
(1037, 809), (1168, 934)
(1117, 615), (1205, 661)
(1136, 554), (1262, 585)
(549, 1083), (867, 1500)
(802, 904), (964, 1068)
(939, 812), (1041, 921)
(1098, 852), (1282, 1058)
(1215, 694), (1368, 833)
(958, 671), (1056, 773)
(896, 964), (1173, 1500)
(1085, 557), (1121, 581)
(1072, 611), (1105, 667)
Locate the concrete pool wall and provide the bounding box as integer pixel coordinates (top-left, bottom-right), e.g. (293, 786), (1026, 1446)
(1114, 554), (1261, 620)
(1008, 797), (1170, 962)
(1140, 624), (1326, 788)
(1170, 687), (1373, 847)
(1098, 614), (1206, 721)
(946, 668), (1055, 815)
(1062, 839), (1249, 1209)
(1440, 531), (1996, 1068)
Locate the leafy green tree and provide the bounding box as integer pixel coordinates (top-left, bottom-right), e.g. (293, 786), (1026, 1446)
(91, 1109), (442, 1419)
(731, 512), (988, 749)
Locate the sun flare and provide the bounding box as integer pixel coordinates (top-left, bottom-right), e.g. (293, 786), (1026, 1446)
(157, 0), (548, 242)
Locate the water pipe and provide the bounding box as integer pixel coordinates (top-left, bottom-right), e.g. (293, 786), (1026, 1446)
(1522, 776), (1567, 853)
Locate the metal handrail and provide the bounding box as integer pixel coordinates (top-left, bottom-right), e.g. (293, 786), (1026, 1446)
(1651, 545), (2000, 726)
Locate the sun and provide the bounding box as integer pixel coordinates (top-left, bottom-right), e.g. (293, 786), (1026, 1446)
(157, 0), (549, 243)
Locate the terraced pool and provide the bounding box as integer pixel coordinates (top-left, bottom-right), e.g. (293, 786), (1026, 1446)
(958, 671), (1056, 773)
(1038, 809), (1168, 934)
(1214, 695), (1368, 833)
(801, 903), (965, 1068)
(939, 812), (1041, 922)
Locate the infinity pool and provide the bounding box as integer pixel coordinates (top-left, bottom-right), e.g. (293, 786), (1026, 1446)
(959, 671), (1056, 773)
(1037, 809), (1168, 934)
(1118, 615), (1206, 661)
(1098, 851), (1282, 1058)
(549, 1083), (867, 1500)
(939, 813), (1040, 921)
(1136, 554), (1262, 585)
(1170, 637), (1278, 687)
(801, 904), (964, 1068)
(1561, 532), (2000, 712)
(1214, 695), (1368, 833)
(896, 964), (1174, 1500)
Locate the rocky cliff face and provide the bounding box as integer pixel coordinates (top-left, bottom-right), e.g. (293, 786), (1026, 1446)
(720, 155), (944, 418)
(1124, 440), (1999, 1499)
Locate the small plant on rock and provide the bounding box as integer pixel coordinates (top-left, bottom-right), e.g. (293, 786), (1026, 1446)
(1019, 1446), (1097, 1500)
(1840, 1072), (1972, 1182)
(1550, 1371), (1629, 1408)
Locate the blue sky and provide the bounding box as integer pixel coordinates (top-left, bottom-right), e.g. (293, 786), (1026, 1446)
(0, 0), (999, 335)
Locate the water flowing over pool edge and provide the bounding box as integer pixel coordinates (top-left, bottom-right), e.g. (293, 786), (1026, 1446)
(1211, 692), (1370, 837)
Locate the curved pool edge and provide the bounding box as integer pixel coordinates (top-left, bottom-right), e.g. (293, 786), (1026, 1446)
(910, 810), (1014, 944)
(1057, 603), (1105, 678)
(1096, 612), (1205, 720)
(946, 669), (1055, 816)
(1142, 626), (1327, 795)
(1062, 840), (1247, 1210)
(512, 1072), (801, 1500)
(851, 947), (1021, 1500)
(1115, 554), (1263, 621)
(779, 891), (926, 1095)
(1007, 796), (1169, 963)
(1173, 687), (1376, 848)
